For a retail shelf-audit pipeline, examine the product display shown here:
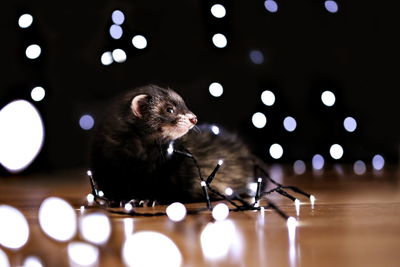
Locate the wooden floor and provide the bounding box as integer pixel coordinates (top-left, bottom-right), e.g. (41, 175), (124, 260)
(1, 165), (400, 267)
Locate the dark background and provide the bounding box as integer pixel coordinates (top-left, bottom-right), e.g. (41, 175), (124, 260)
(1, 0), (399, 174)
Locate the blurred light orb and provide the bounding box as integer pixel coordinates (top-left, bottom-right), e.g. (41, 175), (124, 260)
(25, 44), (41, 60)
(321, 90), (336, 106)
(101, 51), (113, 65)
(225, 187), (233, 196)
(212, 203), (230, 221)
(0, 100), (45, 173)
(283, 116), (297, 132)
(166, 202), (187, 222)
(211, 125), (220, 135)
(293, 160), (306, 175)
(269, 143), (283, 159)
(31, 86), (46, 102)
(124, 203), (133, 212)
(132, 35), (147, 49)
(210, 4), (226, 18)
(67, 242), (99, 267)
(372, 154), (385, 171)
(353, 160), (366, 175)
(324, 0), (339, 13)
(212, 33), (227, 48)
(252, 112), (267, 129)
(344, 117), (357, 132)
(249, 50), (264, 64)
(79, 114), (95, 131)
(23, 256), (44, 267)
(261, 90), (275, 106)
(0, 249), (10, 267)
(200, 221), (237, 260)
(0, 205), (30, 249)
(112, 10), (125, 25)
(18, 14), (33, 28)
(112, 48), (127, 63)
(209, 82), (224, 97)
(122, 231), (182, 267)
(330, 144), (344, 160)
(38, 197), (77, 242)
(109, 24), (123, 39)
(312, 154), (325, 170)
(264, 0), (279, 13)
(79, 212), (111, 245)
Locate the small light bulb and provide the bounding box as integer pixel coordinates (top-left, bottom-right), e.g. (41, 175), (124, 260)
(218, 159), (224, 165)
(310, 195), (316, 209)
(294, 199), (300, 216)
(286, 216), (298, 228)
(87, 170), (92, 176)
(98, 191), (104, 197)
(167, 143), (174, 155)
(166, 202), (187, 222)
(225, 187), (233, 196)
(86, 194), (94, 204)
(212, 203), (229, 221)
(124, 203), (133, 212)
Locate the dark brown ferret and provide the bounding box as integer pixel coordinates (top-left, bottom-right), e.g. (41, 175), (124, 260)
(90, 85), (258, 204)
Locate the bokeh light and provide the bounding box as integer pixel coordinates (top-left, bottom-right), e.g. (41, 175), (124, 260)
(79, 114), (95, 130)
(112, 10), (125, 25)
(330, 144), (344, 160)
(209, 82), (224, 97)
(0, 249), (10, 267)
(210, 4), (226, 18)
(211, 125), (220, 135)
(18, 14), (33, 28)
(264, 0), (279, 13)
(321, 90), (336, 106)
(31, 86), (46, 102)
(293, 160), (306, 175)
(0, 205), (30, 250)
(343, 117), (357, 132)
(38, 197), (77, 242)
(0, 100), (45, 173)
(353, 160), (366, 175)
(269, 143), (283, 159)
(79, 212), (111, 245)
(109, 24), (123, 39)
(112, 48), (127, 63)
(249, 50), (264, 64)
(23, 256), (44, 267)
(67, 242), (99, 267)
(132, 35), (147, 49)
(372, 154), (385, 171)
(283, 116), (297, 132)
(25, 44), (41, 59)
(212, 203), (230, 221)
(122, 231), (182, 267)
(101, 51), (113, 65)
(252, 112), (267, 129)
(261, 90), (275, 106)
(212, 33), (227, 48)
(324, 0), (339, 13)
(166, 202), (187, 222)
(312, 154), (324, 170)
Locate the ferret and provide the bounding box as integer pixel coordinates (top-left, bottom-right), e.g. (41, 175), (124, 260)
(90, 84), (259, 205)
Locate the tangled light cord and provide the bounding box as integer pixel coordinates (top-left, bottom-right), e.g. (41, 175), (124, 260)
(86, 146), (315, 220)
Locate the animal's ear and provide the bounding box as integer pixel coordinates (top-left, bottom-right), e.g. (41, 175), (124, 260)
(130, 94), (148, 118)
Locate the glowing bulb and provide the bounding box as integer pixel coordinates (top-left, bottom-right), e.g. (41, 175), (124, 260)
(167, 142), (174, 155)
(252, 112), (267, 129)
(372, 154), (385, 171)
(86, 193), (94, 204)
(112, 10), (125, 25)
(124, 203), (133, 212)
(212, 33), (227, 48)
(225, 187), (233, 196)
(0, 100), (45, 173)
(18, 14), (33, 28)
(269, 143), (283, 159)
(67, 242), (99, 267)
(132, 35), (147, 49)
(38, 197), (77, 242)
(286, 216), (298, 228)
(261, 90), (275, 106)
(79, 212), (111, 245)
(321, 90), (336, 106)
(123, 231), (182, 267)
(344, 117), (357, 132)
(330, 144), (344, 160)
(87, 170), (92, 176)
(79, 114), (94, 130)
(109, 24), (123, 39)
(310, 195), (316, 209)
(210, 4), (226, 18)
(0, 205), (30, 249)
(166, 202), (187, 222)
(101, 51), (113, 65)
(218, 159), (224, 165)
(31, 86), (45, 102)
(25, 44), (41, 59)
(283, 116), (297, 132)
(212, 203), (229, 221)
(112, 48), (127, 63)
(0, 249), (10, 267)
(209, 82), (223, 97)
(312, 154), (324, 170)
(98, 190), (104, 197)
(324, 0), (339, 13)
(264, 0), (278, 13)
(294, 199), (300, 217)
(211, 125), (220, 135)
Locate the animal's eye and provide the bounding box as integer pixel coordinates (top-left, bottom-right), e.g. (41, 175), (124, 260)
(166, 107), (174, 114)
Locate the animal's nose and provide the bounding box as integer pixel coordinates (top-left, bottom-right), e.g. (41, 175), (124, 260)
(189, 115), (197, 125)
